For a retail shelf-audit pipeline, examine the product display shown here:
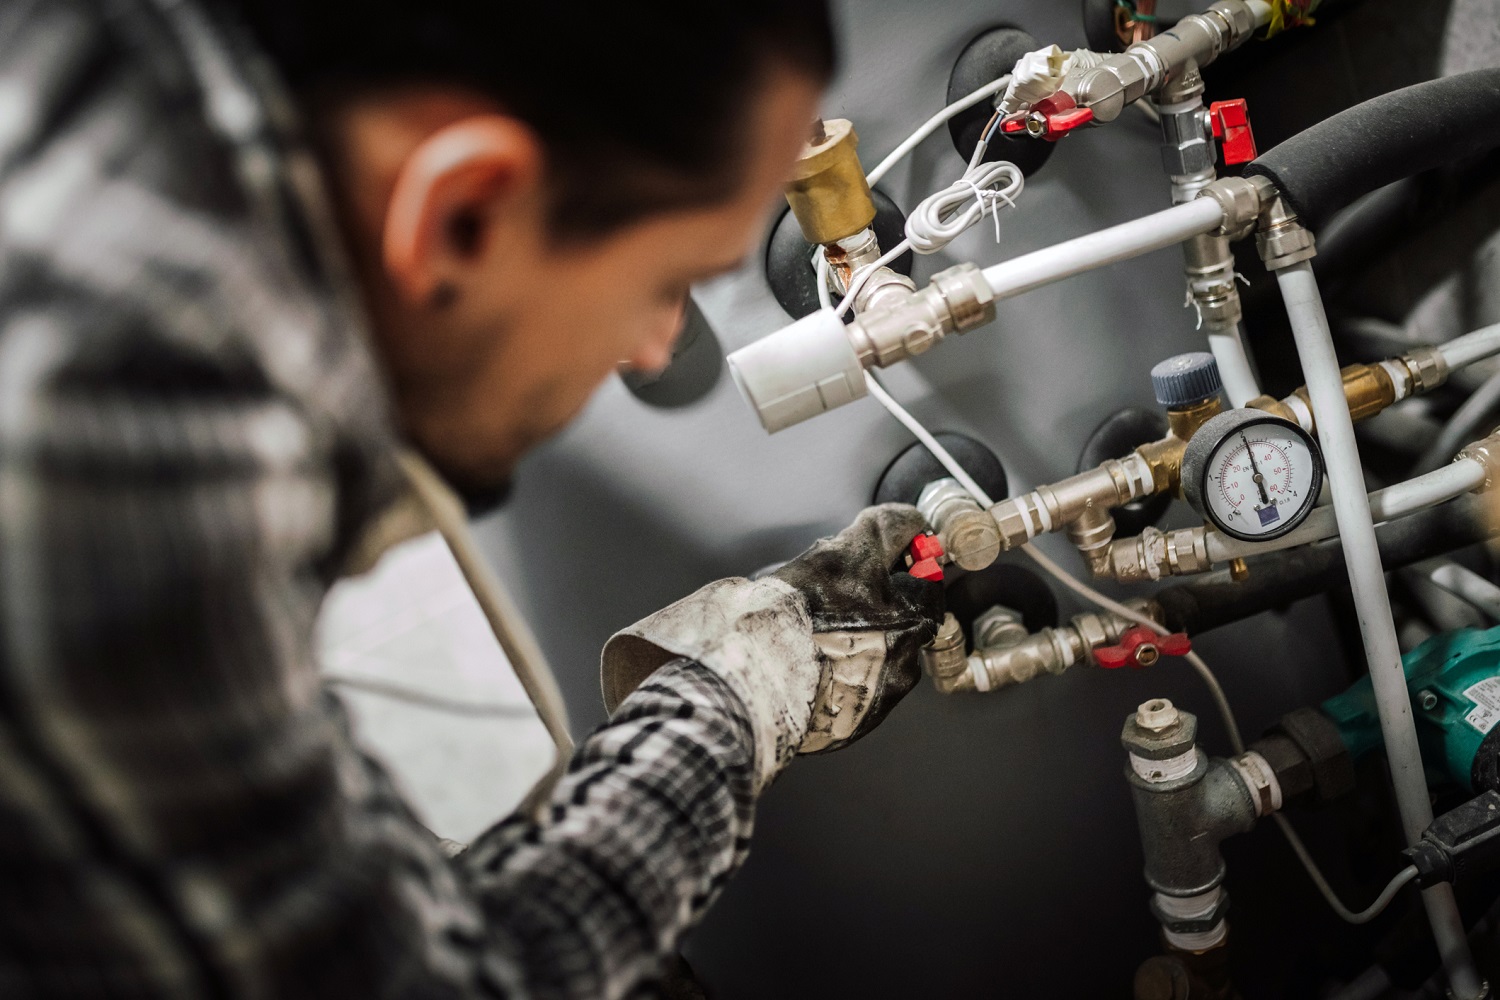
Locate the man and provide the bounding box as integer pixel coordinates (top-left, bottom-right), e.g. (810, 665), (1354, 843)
(0, 1), (943, 997)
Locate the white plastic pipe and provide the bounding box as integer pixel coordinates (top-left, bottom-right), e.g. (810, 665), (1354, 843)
(1208, 325), (1260, 407)
(1276, 260), (1484, 1000)
(1204, 457), (1487, 563)
(1429, 561), (1500, 622)
(980, 198), (1224, 302)
(1245, 0), (1274, 27)
(1438, 321), (1500, 371)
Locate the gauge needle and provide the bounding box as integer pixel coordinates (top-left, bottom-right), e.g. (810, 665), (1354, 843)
(1242, 434), (1271, 507)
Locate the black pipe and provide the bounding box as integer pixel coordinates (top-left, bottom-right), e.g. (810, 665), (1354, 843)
(1243, 68), (1500, 232)
(1155, 497), (1499, 635)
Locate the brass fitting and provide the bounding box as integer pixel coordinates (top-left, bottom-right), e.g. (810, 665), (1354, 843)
(1243, 393), (1299, 426)
(784, 118), (876, 245)
(845, 263), (996, 367)
(1181, 233), (1242, 331)
(1136, 396), (1225, 496)
(921, 613), (970, 693)
(1107, 526), (1212, 583)
(1458, 428), (1500, 494)
(1200, 175), (1275, 241)
(1255, 193), (1317, 270)
(962, 599), (1162, 693)
(1068, 504), (1118, 579)
(1246, 350), (1450, 435)
(988, 396), (1219, 574)
(1403, 346), (1449, 395)
(988, 453), (1155, 555)
(917, 478), (1002, 571)
(823, 227), (883, 294)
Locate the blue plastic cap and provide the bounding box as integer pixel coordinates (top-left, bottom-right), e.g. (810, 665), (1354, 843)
(1151, 352), (1222, 408)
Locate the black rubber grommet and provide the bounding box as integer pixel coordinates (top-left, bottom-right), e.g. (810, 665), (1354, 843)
(764, 188), (913, 321)
(873, 433), (1008, 509)
(946, 562), (1060, 633)
(945, 26), (1056, 176)
(1077, 408), (1173, 536)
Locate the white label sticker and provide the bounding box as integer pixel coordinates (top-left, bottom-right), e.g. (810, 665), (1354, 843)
(1464, 677), (1500, 735)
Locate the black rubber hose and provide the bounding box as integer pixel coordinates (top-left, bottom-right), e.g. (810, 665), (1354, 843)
(1243, 68), (1500, 232)
(1155, 497), (1499, 635)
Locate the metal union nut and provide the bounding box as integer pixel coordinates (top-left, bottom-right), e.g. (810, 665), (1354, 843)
(1403, 346), (1449, 395)
(989, 500), (1032, 551)
(1122, 704), (1199, 760)
(973, 605), (1027, 650)
(1149, 890), (1231, 935)
(930, 262), (996, 333)
(921, 612), (968, 681)
(1256, 222), (1317, 270)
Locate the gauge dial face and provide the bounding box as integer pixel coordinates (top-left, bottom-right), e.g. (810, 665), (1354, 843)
(1200, 420), (1322, 541)
(1194, 413), (1326, 542)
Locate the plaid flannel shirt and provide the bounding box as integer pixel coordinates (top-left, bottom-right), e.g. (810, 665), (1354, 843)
(0, 1), (760, 996)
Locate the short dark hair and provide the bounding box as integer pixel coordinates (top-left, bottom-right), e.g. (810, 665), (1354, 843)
(227, 3), (837, 236)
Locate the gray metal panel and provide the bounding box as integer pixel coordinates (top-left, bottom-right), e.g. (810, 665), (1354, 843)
(476, 1), (1350, 993)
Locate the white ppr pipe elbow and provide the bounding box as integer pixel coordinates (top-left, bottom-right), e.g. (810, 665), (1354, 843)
(726, 308), (866, 433)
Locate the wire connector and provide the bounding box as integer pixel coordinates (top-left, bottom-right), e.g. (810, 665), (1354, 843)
(1404, 790), (1500, 888)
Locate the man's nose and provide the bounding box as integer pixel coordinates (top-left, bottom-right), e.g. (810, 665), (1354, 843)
(627, 302), (687, 374)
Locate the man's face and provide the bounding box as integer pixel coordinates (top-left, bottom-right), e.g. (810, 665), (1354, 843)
(371, 68), (822, 495)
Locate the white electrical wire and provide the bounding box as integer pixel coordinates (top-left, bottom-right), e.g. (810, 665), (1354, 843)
(866, 75), (1012, 187)
(818, 75), (1031, 317)
(861, 370), (1417, 928)
(325, 673), (539, 718)
(903, 159), (1024, 255)
(833, 128), (1023, 317)
(1269, 815), (1420, 924)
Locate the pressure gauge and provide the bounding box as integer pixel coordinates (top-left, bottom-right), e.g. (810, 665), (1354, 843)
(1182, 409), (1324, 542)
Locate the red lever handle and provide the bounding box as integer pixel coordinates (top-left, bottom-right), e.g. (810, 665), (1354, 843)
(1093, 625), (1192, 669)
(906, 533), (945, 583)
(1000, 93), (1096, 143)
(1209, 99), (1257, 165)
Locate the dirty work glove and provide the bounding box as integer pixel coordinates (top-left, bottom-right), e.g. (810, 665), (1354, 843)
(601, 504), (944, 791)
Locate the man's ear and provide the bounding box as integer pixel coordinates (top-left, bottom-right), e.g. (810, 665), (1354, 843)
(382, 115), (543, 305)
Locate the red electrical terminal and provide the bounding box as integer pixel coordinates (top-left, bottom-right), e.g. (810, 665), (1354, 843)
(1093, 626), (1192, 669)
(1000, 93), (1095, 142)
(1209, 99), (1257, 165)
(906, 533), (945, 582)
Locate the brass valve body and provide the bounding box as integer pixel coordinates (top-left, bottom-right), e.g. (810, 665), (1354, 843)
(784, 118), (877, 246)
(1136, 396), (1225, 497)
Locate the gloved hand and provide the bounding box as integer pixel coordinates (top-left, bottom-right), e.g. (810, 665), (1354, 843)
(601, 504), (944, 790)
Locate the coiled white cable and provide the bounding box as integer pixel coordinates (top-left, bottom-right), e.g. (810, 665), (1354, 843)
(903, 159), (1024, 255)
(835, 129), (1024, 316)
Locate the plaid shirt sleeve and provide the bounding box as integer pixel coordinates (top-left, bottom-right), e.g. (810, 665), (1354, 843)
(0, 1), (764, 997)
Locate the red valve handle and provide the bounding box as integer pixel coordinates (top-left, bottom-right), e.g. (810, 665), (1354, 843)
(1209, 99), (1257, 165)
(1093, 625), (1192, 669)
(906, 533), (945, 583)
(999, 93), (1096, 143)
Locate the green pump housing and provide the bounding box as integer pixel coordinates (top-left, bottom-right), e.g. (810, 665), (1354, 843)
(1322, 627), (1500, 793)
